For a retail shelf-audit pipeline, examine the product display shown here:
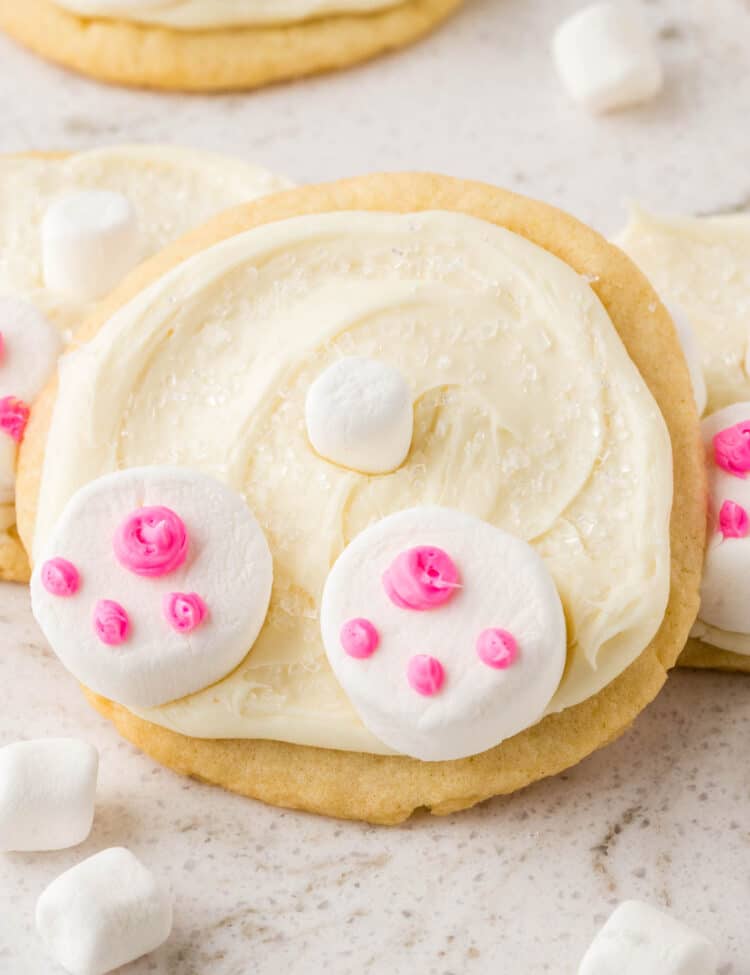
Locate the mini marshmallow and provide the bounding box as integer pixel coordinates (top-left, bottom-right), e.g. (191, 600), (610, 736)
(665, 301), (707, 416)
(306, 356), (413, 474)
(0, 739), (98, 852)
(553, 3), (663, 114)
(321, 506), (567, 760)
(578, 900), (719, 975)
(41, 190), (140, 301)
(36, 847), (173, 975)
(697, 403), (750, 634)
(31, 466), (273, 708)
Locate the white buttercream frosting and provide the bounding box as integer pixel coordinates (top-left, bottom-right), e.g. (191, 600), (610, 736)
(32, 209), (673, 755)
(50, 0), (403, 29)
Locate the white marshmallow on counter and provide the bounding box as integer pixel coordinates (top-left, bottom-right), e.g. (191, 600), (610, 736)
(578, 900), (719, 975)
(36, 847), (173, 975)
(0, 739), (98, 852)
(305, 356), (414, 474)
(664, 300), (707, 416)
(552, 2), (663, 114)
(41, 190), (140, 301)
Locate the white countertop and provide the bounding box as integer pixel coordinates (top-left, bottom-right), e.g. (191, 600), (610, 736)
(1, 1), (749, 972)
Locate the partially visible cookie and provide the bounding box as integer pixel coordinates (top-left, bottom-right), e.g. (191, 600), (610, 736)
(0, 146), (290, 583)
(0, 0), (464, 93)
(617, 207), (750, 673)
(19, 174), (705, 824)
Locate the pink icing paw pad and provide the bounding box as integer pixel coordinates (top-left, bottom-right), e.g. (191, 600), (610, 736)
(93, 600), (130, 646)
(163, 592), (208, 633)
(718, 500), (749, 540)
(30, 467), (273, 709)
(0, 396), (30, 443)
(713, 420), (750, 476)
(41, 558), (80, 597)
(321, 506), (567, 761)
(114, 506), (189, 577)
(382, 546), (460, 610)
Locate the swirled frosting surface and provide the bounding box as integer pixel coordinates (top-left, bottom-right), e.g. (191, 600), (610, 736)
(34, 210), (673, 753)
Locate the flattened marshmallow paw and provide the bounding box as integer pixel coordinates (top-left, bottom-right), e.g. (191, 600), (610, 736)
(36, 847), (173, 975)
(0, 296), (62, 501)
(0, 739), (98, 852)
(553, 2), (663, 114)
(31, 466), (273, 708)
(320, 506), (567, 761)
(664, 301), (707, 417)
(305, 356), (413, 474)
(42, 190), (141, 301)
(697, 403), (750, 633)
(578, 900), (719, 975)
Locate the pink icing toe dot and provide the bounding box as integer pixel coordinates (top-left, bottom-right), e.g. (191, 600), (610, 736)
(340, 618), (380, 659)
(41, 557), (80, 597)
(407, 654), (445, 696)
(713, 420), (750, 477)
(163, 592), (208, 634)
(114, 506), (188, 578)
(0, 396), (30, 444)
(382, 546), (460, 611)
(476, 628), (519, 669)
(93, 600), (130, 646)
(719, 500), (749, 539)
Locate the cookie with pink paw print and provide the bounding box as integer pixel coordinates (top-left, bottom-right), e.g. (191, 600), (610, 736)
(321, 506), (567, 761)
(0, 296), (61, 504)
(31, 467), (273, 708)
(690, 403), (750, 649)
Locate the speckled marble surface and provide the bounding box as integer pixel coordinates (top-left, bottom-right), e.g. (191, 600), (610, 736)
(1, 0), (750, 972)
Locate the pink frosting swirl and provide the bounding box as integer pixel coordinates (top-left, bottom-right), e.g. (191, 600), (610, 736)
(476, 628), (519, 669)
(0, 396), (30, 444)
(163, 592), (208, 634)
(114, 506), (188, 578)
(714, 420), (750, 477)
(41, 557), (80, 597)
(340, 618), (380, 659)
(406, 654), (445, 696)
(382, 546), (460, 611)
(93, 599), (130, 646)
(719, 500), (749, 539)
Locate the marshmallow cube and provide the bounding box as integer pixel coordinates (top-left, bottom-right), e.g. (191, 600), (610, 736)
(553, 3), (663, 113)
(305, 356), (414, 474)
(0, 739), (98, 852)
(41, 190), (140, 301)
(37, 847), (173, 975)
(578, 900), (719, 975)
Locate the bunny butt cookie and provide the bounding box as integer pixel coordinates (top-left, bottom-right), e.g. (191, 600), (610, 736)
(0, 0), (464, 93)
(0, 145), (290, 584)
(19, 175), (705, 824)
(616, 207), (750, 672)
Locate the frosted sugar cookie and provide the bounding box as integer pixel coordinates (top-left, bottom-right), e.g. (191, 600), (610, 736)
(0, 0), (464, 93)
(19, 174), (705, 824)
(0, 145), (290, 583)
(617, 207), (750, 672)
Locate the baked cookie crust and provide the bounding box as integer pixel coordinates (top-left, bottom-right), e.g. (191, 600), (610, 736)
(0, 0), (463, 93)
(17, 174), (706, 823)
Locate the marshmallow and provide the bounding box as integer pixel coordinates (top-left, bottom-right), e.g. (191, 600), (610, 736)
(31, 466), (273, 708)
(41, 191), (140, 301)
(0, 296), (62, 501)
(697, 403), (750, 634)
(553, 3), (663, 114)
(665, 301), (707, 416)
(305, 356), (413, 474)
(320, 506), (567, 760)
(0, 739), (98, 852)
(36, 847), (173, 975)
(578, 900), (719, 975)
